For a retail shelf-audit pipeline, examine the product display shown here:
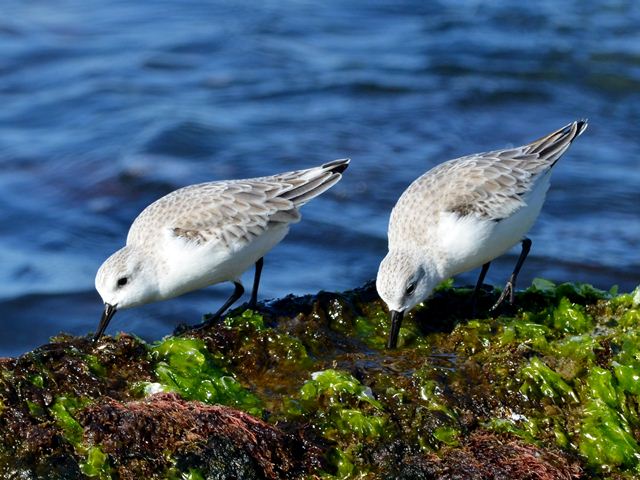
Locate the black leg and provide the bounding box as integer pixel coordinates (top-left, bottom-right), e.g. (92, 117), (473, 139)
(209, 281), (245, 321)
(490, 238), (532, 312)
(249, 257), (263, 309)
(470, 262), (491, 317)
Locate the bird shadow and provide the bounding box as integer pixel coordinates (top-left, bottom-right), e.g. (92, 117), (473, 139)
(410, 283), (517, 336)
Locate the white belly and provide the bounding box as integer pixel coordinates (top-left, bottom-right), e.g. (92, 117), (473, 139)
(437, 173), (550, 277)
(157, 224), (290, 299)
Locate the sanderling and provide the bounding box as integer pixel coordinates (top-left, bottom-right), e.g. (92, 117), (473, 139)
(376, 121), (587, 349)
(93, 158), (350, 340)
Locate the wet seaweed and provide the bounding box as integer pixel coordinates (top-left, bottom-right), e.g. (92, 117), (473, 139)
(0, 279), (639, 478)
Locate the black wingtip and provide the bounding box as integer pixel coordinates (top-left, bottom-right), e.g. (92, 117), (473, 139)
(575, 119), (588, 137)
(322, 158), (350, 175)
(554, 119), (588, 147)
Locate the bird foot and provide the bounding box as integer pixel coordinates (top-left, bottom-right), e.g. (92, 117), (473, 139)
(489, 281), (514, 313)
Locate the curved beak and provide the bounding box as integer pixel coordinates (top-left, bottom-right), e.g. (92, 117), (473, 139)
(387, 310), (404, 349)
(94, 303), (117, 341)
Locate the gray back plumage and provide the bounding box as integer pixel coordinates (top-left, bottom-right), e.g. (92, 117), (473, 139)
(127, 158), (349, 250)
(389, 121), (587, 245)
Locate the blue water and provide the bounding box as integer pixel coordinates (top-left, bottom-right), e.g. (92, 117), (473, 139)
(1, 1), (639, 357)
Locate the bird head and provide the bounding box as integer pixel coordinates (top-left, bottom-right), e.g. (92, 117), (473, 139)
(376, 249), (439, 349)
(93, 246), (157, 340)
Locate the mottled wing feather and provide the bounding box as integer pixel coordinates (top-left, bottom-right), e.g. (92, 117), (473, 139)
(172, 181), (299, 250)
(401, 121), (585, 223)
(438, 151), (541, 221)
(126, 159), (349, 251)
(125, 181), (294, 249)
(171, 227), (208, 243)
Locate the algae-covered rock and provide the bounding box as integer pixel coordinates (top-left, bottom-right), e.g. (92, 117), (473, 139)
(1, 279), (639, 479)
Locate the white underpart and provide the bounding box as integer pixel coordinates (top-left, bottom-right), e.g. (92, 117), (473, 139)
(158, 223), (290, 299)
(437, 170), (551, 277)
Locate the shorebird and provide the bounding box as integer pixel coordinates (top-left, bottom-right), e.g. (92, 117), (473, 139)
(376, 121), (587, 348)
(94, 158), (349, 340)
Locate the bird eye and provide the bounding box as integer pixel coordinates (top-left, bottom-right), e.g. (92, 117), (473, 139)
(405, 281), (417, 296)
(117, 277), (128, 287)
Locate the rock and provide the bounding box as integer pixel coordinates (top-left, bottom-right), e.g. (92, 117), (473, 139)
(1, 279), (639, 478)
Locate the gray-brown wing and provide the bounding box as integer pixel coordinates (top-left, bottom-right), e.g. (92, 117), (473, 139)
(127, 159), (349, 250)
(165, 181), (299, 249)
(409, 120), (587, 221)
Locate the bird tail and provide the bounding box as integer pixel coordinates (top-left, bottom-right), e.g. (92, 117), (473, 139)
(278, 158), (350, 207)
(526, 119), (588, 167)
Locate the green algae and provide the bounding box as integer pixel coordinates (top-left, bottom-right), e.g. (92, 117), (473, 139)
(344, 280), (456, 350)
(520, 356), (579, 404)
(298, 369), (383, 410)
(84, 354), (107, 378)
(28, 373), (44, 388)
(51, 397), (113, 479)
(331, 408), (386, 439)
(80, 446), (111, 480)
(351, 305), (428, 349)
(222, 308), (313, 371)
(482, 281), (640, 473)
(51, 396), (85, 447)
(223, 308), (266, 332)
(483, 417), (537, 443)
(292, 369), (387, 476)
(550, 334), (598, 365)
(432, 425), (460, 446)
(293, 369), (386, 443)
(353, 313), (388, 349)
(324, 448), (357, 479)
(579, 399), (640, 470)
(260, 330), (310, 365)
(550, 297), (592, 334)
(613, 363), (640, 395)
(619, 306), (640, 329)
(3, 279), (640, 479)
(498, 319), (550, 347)
(26, 399), (45, 418)
(145, 337), (263, 416)
(414, 377), (456, 421)
(574, 365), (640, 471)
(528, 277), (611, 303)
(329, 299), (389, 350)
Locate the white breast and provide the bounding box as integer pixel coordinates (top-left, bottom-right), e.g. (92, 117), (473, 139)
(155, 223), (290, 299)
(436, 171), (551, 277)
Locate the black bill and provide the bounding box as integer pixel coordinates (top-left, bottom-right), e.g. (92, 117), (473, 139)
(387, 310), (404, 349)
(93, 303), (117, 341)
